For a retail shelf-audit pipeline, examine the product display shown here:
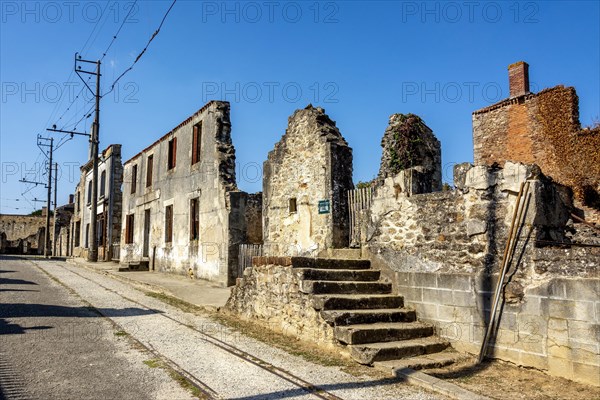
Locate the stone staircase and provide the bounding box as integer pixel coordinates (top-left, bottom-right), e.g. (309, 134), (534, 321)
(295, 256), (464, 370)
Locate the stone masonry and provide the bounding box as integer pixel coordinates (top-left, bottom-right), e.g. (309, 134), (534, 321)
(363, 162), (599, 386)
(263, 105), (353, 256)
(0, 214), (46, 254)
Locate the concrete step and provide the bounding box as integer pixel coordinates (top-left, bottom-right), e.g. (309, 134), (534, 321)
(335, 322), (434, 345)
(374, 351), (467, 373)
(321, 308), (417, 326)
(312, 294), (404, 311)
(292, 257), (371, 270)
(296, 268), (381, 282)
(350, 337), (451, 365)
(301, 281), (392, 295)
(118, 261), (149, 272)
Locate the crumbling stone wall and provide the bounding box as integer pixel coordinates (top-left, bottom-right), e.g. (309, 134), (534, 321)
(225, 257), (337, 347)
(363, 162), (599, 386)
(377, 113), (442, 192)
(0, 214), (46, 254)
(263, 105), (353, 256)
(473, 84), (600, 208)
(120, 101), (254, 286)
(244, 193), (263, 244)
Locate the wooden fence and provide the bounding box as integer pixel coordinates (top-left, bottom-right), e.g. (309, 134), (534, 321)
(238, 244), (263, 277)
(347, 187), (373, 247)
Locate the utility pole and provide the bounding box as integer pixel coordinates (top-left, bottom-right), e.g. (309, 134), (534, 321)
(73, 54), (101, 262)
(35, 136), (54, 258)
(52, 162), (58, 257)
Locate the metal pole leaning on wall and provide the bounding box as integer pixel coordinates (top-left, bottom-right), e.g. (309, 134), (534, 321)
(479, 181), (530, 363)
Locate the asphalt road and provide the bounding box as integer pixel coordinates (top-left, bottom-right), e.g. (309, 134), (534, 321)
(0, 256), (193, 400)
(1, 256), (443, 400)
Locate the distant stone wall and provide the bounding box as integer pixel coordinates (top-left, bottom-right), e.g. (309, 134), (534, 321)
(263, 105), (353, 256)
(473, 85), (600, 206)
(0, 214), (46, 254)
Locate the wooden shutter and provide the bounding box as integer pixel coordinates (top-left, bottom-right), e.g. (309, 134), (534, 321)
(173, 137), (177, 167)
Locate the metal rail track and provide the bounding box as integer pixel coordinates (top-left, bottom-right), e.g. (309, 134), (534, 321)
(43, 262), (344, 400)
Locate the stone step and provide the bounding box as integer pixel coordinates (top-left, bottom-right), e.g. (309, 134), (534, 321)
(335, 322), (434, 345)
(297, 268), (381, 282)
(301, 281), (392, 295)
(312, 294), (404, 311)
(321, 308), (417, 326)
(318, 248), (363, 259)
(350, 337), (451, 365)
(292, 257), (371, 270)
(374, 351), (467, 373)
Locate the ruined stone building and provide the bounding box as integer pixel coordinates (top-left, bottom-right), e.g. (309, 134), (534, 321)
(52, 198), (74, 256)
(119, 101), (261, 286)
(473, 61), (600, 214)
(70, 144), (123, 261)
(262, 105), (353, 256)
(228, 62), (600, 387)
(0, 213), (47, 254)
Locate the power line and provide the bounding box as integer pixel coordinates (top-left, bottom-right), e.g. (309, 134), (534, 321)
(50, 1), (138, 133)
(100, 0), (138, 63)
(103, 0), (176, 98)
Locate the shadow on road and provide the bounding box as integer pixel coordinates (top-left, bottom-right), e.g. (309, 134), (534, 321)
(0, 303), (162, 320)
(0, 277), (38, 285)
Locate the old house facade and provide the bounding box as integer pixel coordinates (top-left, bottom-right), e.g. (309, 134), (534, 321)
(119, 101), (260, 286)
(70, 144), (123, 261)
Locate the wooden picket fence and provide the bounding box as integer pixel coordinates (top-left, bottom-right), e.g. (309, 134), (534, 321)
(347, 187), (373, 247)
(238, 244), (263, 277)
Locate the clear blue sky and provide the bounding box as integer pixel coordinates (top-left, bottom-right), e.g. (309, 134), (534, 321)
(1, 0), (599, 214)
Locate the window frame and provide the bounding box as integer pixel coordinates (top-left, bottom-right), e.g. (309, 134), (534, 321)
(167, 137), (177, 170)
(192, 122), (202, 165)
(146, 154), (154, 188)
(125, 213), (135, 244)
(131, 164), (138, 194)
(190, 197), (199, 241)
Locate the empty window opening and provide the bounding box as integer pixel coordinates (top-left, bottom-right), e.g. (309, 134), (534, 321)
(190, 198), (199, 240)
(168, 137), (177, 170)
(289, 198), (297, 213)
(192, 122), (202, 165)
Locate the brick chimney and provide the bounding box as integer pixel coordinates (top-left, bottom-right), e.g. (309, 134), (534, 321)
(68, 194), (74, 204)
(508, 61), (530, 97)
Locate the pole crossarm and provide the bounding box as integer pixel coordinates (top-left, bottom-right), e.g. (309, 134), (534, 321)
(47, 127), (91, 138)
(19, 179), (47, 188)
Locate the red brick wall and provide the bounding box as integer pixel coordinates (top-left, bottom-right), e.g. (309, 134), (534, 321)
(472, 85), (600, 204)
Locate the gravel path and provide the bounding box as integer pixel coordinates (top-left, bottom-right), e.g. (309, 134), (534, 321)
(25, 258), (445, 400)
(0, 256), (194, 400)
